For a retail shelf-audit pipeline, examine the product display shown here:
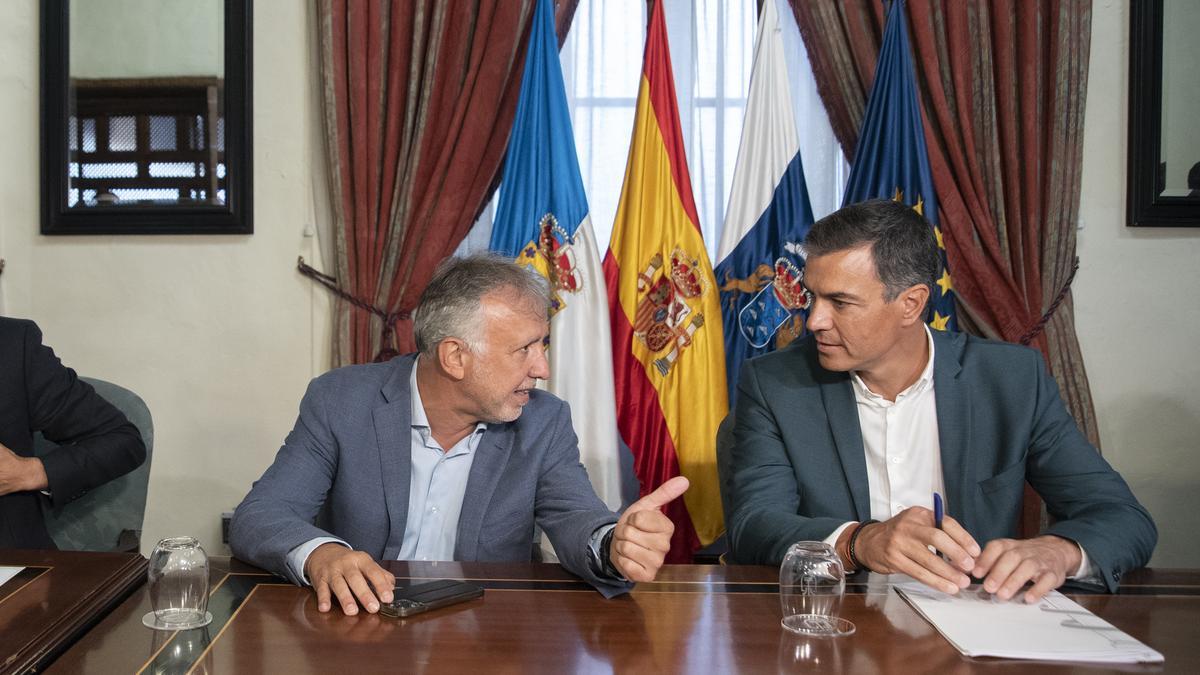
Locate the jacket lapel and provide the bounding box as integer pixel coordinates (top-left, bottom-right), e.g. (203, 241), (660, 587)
(932, 331), (972, 531)
(374, 355), (417, 560)
(454, 424), (514, 561)
(819, 374), (871, 521)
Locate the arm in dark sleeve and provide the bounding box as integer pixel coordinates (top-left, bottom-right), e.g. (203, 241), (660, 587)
(535, 400), (631, 598)
(23, 322), (145, 507)
(1025, 353), (1157, 592)
(229, 378), (343, 585)
(726, 360), (847, 565)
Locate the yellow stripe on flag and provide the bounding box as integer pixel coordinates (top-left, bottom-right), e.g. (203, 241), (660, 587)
(609, 77), (727, 546)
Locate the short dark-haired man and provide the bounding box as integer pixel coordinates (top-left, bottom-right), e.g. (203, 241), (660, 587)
(232, 255), (686, 614)
(726, 199), (1155, 602)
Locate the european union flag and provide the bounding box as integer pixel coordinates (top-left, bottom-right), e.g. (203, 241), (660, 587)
(842, 0), (957, 331)
(488, 0), (622, 511)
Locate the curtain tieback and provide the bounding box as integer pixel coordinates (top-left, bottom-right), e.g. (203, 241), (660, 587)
(1018, 257), (1080, 346)
(297, 257), (410, 362)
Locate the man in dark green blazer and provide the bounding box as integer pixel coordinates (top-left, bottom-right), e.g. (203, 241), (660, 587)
(726, 199), (1154, 603)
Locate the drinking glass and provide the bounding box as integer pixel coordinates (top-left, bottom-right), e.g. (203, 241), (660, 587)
(779, 541), (855, 637)
(142, 536), (212, 630)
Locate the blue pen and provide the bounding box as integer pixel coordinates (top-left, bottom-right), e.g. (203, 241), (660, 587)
(933, 492), (947, 563)
(933, 492), (944, 530)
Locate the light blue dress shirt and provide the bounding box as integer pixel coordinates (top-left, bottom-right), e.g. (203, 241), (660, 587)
(285, 359), (485, 582)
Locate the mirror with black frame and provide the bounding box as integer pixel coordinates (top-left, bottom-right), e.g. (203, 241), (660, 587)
(41, 0), (252, 235)
(1128, 0), (1200, 227)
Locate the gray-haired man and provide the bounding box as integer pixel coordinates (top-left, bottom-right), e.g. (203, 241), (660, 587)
(232, 255), (686, 614)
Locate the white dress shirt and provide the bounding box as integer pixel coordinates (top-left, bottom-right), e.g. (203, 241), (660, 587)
(823, 327), (1094, 581)
(854, 326), (945, 524)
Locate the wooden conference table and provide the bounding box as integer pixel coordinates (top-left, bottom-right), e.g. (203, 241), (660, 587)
(2, 549), (1198, 674)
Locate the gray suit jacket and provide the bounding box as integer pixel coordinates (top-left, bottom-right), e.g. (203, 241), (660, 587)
(231, 355), (630, 596)
(727, 330), (1156, 592)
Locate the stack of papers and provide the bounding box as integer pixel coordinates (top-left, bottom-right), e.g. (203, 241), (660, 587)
(895, 581), (1164, 664)
(0, 566), (23, 587)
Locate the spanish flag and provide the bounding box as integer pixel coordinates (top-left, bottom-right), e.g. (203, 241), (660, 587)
(603, 0), (727, 561)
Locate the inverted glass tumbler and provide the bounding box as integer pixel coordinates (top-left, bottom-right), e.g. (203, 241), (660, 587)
(779, 541), (855, 637)
(142, 536), (213, 630)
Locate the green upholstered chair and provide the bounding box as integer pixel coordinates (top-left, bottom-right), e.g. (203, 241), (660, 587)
(35, 377), (153, 552)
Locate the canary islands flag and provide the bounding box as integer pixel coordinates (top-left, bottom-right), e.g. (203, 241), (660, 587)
(842, 0), (957, 331)
(714, 0), (816, 405)
(490, 0), (622, 511)
(603, 0), (727, 561)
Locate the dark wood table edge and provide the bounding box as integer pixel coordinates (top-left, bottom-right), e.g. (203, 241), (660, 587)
(5, 554), (147, 675)
(0, 567), (51, 606)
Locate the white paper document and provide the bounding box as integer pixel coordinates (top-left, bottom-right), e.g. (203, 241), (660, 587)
(895, 581), (1164, 664)
(0, 566), (23, 588)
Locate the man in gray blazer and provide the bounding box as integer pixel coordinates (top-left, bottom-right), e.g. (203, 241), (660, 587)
(232, 255), (686, 615)
(727, 199), (1154, 603)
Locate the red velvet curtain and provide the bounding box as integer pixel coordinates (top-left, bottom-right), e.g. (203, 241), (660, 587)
(791, 0), (1098, 535)
(315, 0), (580, 365)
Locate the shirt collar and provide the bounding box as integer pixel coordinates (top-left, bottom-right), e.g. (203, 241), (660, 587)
(851, 325), (936, 405)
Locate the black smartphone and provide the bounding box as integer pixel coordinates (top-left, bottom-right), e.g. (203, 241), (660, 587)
(380, 579), (484, 618)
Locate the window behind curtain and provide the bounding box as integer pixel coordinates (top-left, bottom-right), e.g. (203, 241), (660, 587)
(459, 0), (847, 260)
(561, 0), (752, 262)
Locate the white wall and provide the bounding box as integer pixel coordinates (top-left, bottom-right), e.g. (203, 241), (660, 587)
(0, 0), (331, 556)
(1076, 0), (1200, 567)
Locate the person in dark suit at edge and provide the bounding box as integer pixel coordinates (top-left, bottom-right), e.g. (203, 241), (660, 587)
(232, 255), (688, 615)
(726, 199), (1155, 603)
(0, 317), (146, 549)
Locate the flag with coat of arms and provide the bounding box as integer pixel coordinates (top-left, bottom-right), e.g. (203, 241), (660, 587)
(489, 0), (623, 513)
(603, 0), (727, 562)
(714, 0), (817, 405)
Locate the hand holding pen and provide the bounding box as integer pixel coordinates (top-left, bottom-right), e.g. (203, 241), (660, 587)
(847, 496), (981, 595)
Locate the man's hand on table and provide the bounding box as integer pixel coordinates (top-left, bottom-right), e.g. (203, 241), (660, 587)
(305, 543), (395, 615)
(850, 509), (1080, 603)
(970, 535), (1082, 604)
(609, 475), (689, 582)
(0, 442), (49, 496)
(852, 506), (981, 595)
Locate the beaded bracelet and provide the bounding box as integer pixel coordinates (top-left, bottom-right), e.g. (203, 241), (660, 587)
(847, 519), (880, 571)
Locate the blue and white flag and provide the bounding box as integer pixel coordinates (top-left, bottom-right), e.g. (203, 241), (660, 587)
(842, 0), (957, 331)
(714, 0), (816, 405)
(490, 0), (621, 511)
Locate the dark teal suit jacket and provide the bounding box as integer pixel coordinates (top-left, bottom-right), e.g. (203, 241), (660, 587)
(726, 330), (1155, 592)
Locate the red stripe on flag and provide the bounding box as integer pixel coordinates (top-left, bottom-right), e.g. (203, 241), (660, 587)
(641, 0), (702, 233)
(605, 254), (701, 562)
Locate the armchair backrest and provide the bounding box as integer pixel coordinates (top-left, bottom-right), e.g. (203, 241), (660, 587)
(35, 377), (154, 552)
